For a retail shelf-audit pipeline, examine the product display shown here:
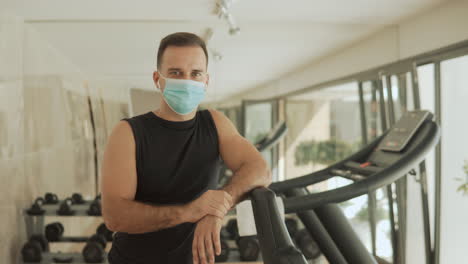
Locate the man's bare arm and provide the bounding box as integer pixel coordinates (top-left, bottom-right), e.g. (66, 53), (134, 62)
(209, 109), (272, 206)
(101, 121), (231, 234)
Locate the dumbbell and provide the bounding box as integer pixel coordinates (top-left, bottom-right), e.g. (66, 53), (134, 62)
(57, 198), (75, 216)
(225, 219), (239, 240)
(44, 192), (59, 204)
(27, 197), (45, 216)
(71, 193), (86, 204)
(214, 239), (230, 262)
(285, 217), (299, 238)
(96, 223), (113, 242)
(45, 222), (64, 242)
(82, 234), (107, 263)
(220, 226), (230, 240)
(236, 236), (260, 261)
(294, 229), (321, 260)
(21, 235), (49, 262)
(52, 256), (74, 263)
(46, 222), (112, 242)
(87, 198), (101, 216)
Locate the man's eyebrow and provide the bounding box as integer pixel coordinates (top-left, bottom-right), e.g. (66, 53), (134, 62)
(166, 68), (204, 72)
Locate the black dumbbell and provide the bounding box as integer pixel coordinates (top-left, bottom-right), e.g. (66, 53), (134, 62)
(214, 239), (230, 262)
(44, 192), (59, 204)
(57, 198), (75, 216)
(21, 240), (42, 262)
(21, 235), (49, 262)
(71, 193), (86, 204)
(52, 256), (74, 263)
(31, 235), (49, 252)
(294, 229), (321, 260)
(220, 226), (230, 240)
(45, 222), (64, 241)
(236, 236), (260, 261)
(89, 234), (107, 249)
(285, 217), (299, 238)
(96, 223), (113, 242)
(27, 197), (45, 216)
(226, 219), (239, 240)
(87, 199), (101, 216)
(82, 234), (107, 263)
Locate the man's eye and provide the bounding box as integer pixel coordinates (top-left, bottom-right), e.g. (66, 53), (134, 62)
(193, 72), (202, 77)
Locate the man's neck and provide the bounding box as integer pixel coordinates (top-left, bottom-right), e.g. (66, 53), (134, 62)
(154, 101), (197, 122)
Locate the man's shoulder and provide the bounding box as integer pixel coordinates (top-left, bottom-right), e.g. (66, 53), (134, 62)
(204, 109), (225, 126)
(204, 109), (239, 138)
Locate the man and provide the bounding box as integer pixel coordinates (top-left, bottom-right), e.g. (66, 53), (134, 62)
(101, 32), (271, 264)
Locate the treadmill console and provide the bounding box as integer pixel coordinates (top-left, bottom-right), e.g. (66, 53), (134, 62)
(379, 110), (433, 152)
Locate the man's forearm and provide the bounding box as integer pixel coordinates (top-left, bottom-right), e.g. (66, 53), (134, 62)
(222, 161), (271, 207)
(103, 198), (187, 234)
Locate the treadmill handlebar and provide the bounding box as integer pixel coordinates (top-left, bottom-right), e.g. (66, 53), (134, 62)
(257, 122), (288, 152)
(281, 120), (440, 214)
(270, 134), (384, 192)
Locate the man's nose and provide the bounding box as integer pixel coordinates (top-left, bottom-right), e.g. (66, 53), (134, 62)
(182, 74), (191, 79)
(180, 73), (193, 80)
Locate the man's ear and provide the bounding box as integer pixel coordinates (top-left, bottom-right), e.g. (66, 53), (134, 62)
(205, 73), (210, 88)
(153, 71), (160, 89)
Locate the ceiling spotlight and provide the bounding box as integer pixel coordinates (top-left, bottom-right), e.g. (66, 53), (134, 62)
(203, 28), (215, 42)
(202, 27), (224, 62)
(229, 27), (240, 36)
(216, 0), (240, 36)
(216, 0), (234, 17)
(212, 50), (223, 61)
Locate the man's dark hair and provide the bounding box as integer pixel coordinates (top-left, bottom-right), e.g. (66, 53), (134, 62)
(157, 32), (209, 70)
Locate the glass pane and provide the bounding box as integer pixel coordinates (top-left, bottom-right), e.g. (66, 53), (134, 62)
(285, 82), (372, 254)
(285, 82), (361, 179)
(221, 107), (242, 132)
(372, 187), (393, 262)
(417, 63), (436, 252)
(390, 75), (404, 121)
(401, 68), (429, 264)
(244, 102), (273, 169)
(363, 79), (394, 262)
(374, 188), (393, 260)
(327, 83), (371, 252)
(362, 81), (383, 140)
(439, 55), (468, 263)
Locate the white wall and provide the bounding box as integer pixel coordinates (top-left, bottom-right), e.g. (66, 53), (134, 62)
(217, 0), (468, 107)
(0, 13), (132, 263)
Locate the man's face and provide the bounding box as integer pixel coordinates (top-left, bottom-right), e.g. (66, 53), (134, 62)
(154, 45), (209, 91)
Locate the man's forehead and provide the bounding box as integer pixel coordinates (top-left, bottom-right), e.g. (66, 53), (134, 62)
(161, 46), (207, 70)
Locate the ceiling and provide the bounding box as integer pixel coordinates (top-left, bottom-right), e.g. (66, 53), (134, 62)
(3, 0), (448, 102)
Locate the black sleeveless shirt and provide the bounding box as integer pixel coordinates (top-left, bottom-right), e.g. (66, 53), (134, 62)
(108, 110), (222, 264)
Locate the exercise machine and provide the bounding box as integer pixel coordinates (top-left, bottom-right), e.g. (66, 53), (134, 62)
(249, 110), (440, 264)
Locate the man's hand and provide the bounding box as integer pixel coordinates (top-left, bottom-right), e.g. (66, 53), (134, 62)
(184, 190), (233, 223)
(192, 215), (223, 264)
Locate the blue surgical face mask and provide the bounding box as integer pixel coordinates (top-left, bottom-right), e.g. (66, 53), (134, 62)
(157, 73), (206, 115)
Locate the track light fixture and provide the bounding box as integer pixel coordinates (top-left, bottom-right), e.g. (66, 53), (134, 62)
(216, 0), (240, 36)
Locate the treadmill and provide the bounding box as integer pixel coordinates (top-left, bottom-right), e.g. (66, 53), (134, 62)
(248, 110), (440, 264)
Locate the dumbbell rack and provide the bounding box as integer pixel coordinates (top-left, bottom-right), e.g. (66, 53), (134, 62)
(22, 196), (109, 264)
(217, 218), (265, 263)
(23, 253), (106, 264)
